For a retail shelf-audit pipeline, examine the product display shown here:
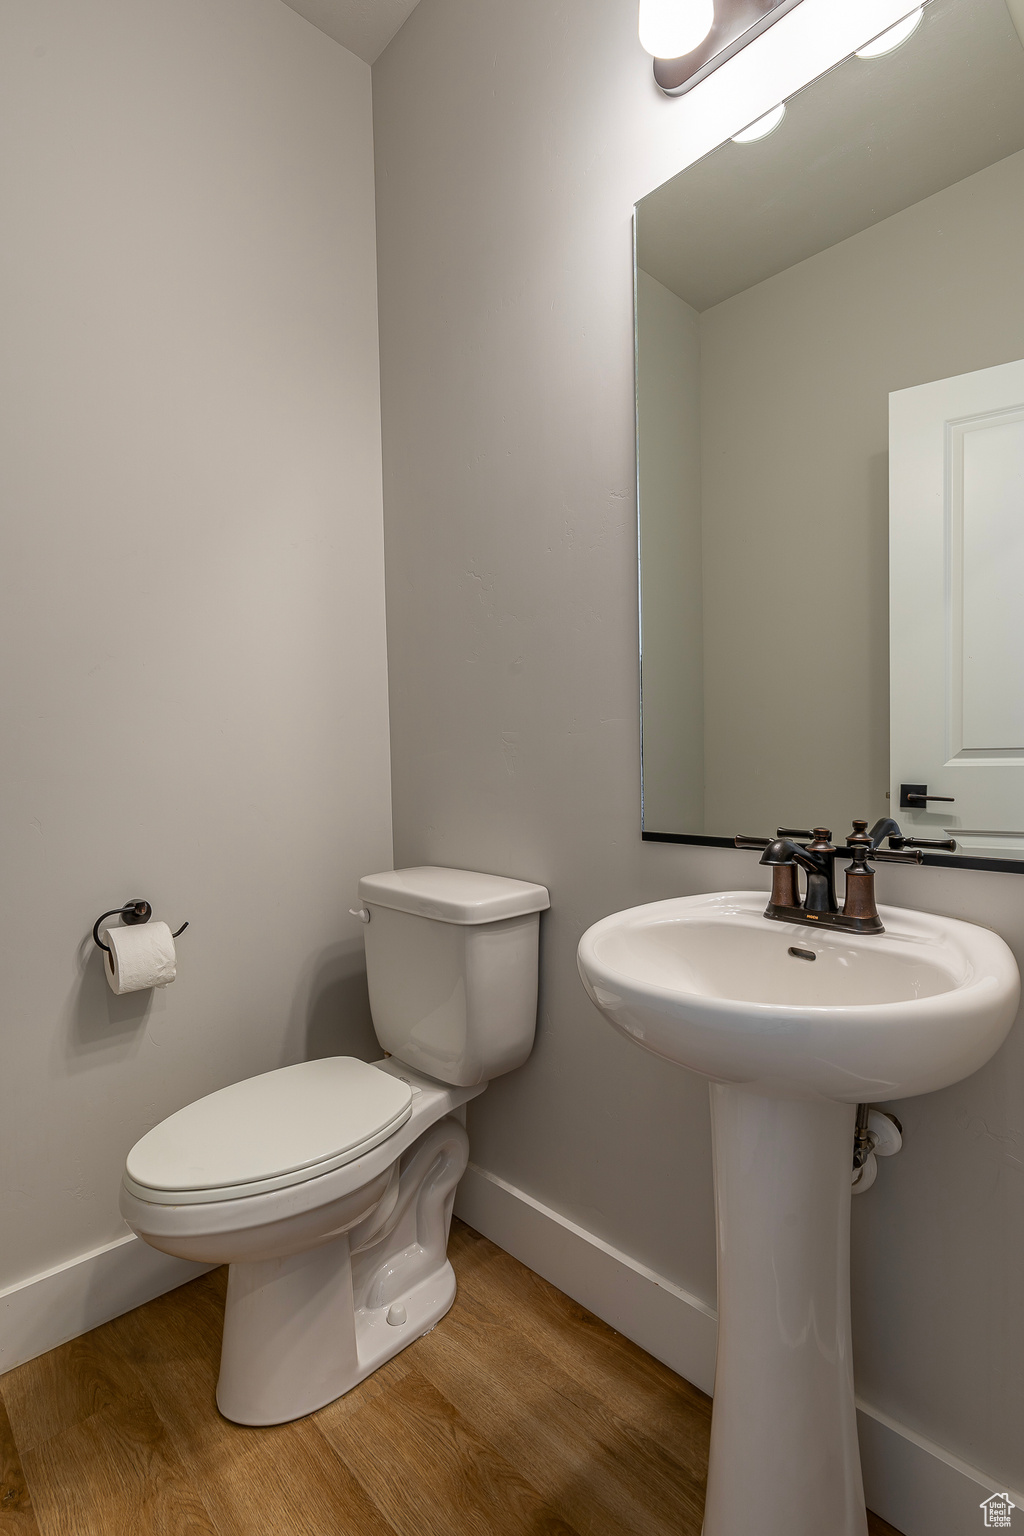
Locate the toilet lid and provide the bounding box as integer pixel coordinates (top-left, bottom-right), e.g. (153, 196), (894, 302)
(124, 1058), (413, 1204)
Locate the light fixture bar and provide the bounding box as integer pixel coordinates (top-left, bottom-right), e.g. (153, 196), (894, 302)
(649, 0), (805, 97)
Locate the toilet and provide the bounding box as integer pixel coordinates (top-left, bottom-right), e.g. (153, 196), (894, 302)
(119, 866), (549, 1426)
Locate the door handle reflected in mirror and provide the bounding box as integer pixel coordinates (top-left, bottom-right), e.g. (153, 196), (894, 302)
(888, 834), (959, 852)
(899, 783), (955, 809)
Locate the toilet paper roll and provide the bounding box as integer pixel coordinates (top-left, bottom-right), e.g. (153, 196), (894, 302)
(104, 921), (177, 995)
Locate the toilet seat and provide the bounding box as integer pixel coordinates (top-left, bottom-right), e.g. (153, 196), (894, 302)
(124, 1058), (413, 1205)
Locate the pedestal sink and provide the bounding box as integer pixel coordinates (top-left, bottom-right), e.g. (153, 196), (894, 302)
(577, 891), (1019, 1536)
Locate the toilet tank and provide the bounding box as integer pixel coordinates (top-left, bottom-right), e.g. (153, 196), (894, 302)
(357, 867), (550, 1088)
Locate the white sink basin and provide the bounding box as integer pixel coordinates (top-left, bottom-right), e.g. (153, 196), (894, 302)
(577, 890), (1019, 1536)
(578, 889), (1019, 1100)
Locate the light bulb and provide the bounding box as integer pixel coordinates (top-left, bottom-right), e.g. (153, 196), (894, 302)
(855, 7), (923, 58)
(639, 0), (715, 59)
(731, 103), (786, 143)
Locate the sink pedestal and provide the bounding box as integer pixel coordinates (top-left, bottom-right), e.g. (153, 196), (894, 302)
(578, 890), (1019, 1532)
(703, 1085), (867, 1536)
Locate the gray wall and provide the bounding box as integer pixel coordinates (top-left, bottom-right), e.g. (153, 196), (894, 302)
(636, 271), (704, 833)
(0, 0), (392, 1289)
(373, 0), (1024, 1490)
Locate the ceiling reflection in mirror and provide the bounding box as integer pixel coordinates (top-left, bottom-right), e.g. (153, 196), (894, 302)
(636, 0), (1024, 865)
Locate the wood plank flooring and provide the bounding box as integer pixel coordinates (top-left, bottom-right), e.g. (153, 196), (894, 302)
(0, 1219), (903, 1535)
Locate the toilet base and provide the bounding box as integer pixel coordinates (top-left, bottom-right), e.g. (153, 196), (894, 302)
(215, 1114), (469, 1426)
(216, 1252), (458, 1426)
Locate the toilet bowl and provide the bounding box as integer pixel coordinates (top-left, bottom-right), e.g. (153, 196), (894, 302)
(120, 867), (549, 1426)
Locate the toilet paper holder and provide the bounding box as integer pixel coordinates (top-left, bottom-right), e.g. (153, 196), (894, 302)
(92, 900), (189, 955)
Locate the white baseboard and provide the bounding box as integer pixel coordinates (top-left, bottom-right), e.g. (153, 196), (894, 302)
(857, 1399), (1023, 1536)
(455, 1162), (1024, 1536)
(0, 1231), (212, 1375)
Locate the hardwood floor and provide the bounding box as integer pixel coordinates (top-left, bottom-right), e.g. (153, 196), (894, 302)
(0, 1220), (903, 1535)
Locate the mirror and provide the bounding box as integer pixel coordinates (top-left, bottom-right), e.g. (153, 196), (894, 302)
(636, 0), (1024, 867)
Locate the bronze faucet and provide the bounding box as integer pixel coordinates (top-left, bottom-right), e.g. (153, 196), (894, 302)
(735, 819), (957, 935)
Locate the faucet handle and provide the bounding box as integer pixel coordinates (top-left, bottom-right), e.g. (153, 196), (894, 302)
(735, 835), (772, 849)
(844, 819), (873, 848)
(776, 827), (814, 839)
(873, 848), (925, 864)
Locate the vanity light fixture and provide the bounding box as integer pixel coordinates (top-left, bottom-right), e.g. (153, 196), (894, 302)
(855, 7), (924, 58)
(731, 102), (786, 142)
(644, 0), (805, 97)
(639, 0), (715, 60)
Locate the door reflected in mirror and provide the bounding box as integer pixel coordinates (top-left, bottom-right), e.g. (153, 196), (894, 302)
(636, 0), (1024, 865)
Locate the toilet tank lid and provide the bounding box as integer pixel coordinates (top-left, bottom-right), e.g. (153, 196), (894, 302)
(358, 866), (549, 924)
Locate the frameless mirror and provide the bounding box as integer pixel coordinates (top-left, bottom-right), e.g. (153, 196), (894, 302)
(636, 0), (1024, 868)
